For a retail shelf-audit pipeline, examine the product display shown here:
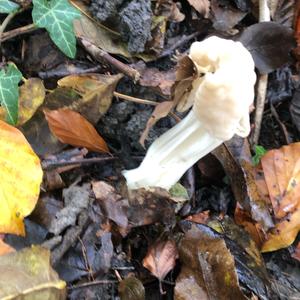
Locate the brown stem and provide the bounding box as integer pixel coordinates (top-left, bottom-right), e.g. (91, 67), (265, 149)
(0, 23), (37, 42)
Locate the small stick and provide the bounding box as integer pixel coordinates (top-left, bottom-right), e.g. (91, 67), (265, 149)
(0, 23), (36, 43)
(79, 37), (140, 81)
(251, 0), (271, 146)
(114, 91), (157, 106)
(69, 280), (118, 290)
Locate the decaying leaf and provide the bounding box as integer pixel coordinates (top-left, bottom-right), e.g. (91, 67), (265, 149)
(0, 245), (66, 299)
(139, 68), (176, 97)
(44, 109), (110, 153)
(187, 0), (210, 18)
(0, 121), (43, 235)
(143, 239), (178, 280)
(154, 0), (185, 22)
(175, 222), (247, 300)
(139, 101), (173, 147)
(238, 22), (295, 74)
(58, 73), (123, 123)
(92, 181), (129, 229)
(118, 276), (145, 300)
(210, 0), (247, 32)
(292, 241), (300, 262)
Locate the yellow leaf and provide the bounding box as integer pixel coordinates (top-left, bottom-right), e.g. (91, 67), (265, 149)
(0, 121), (43, 235)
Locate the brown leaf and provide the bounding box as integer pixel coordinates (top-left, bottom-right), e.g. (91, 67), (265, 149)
(139, 101), (174, 147)
(261, 143), (300, 218)
(175, 223), (248, 300)
(185, 210), (210, 224)
(44, 109), (109, 153)
(139, 68), (176, 96)
(187, 0), (210, 18)
(92, 181), (128, 229)
(155, 0), (185, 22)
(143, 239), (178, 280)
(118, 276), (145, 300)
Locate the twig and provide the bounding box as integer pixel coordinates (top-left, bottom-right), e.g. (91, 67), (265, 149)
(78, 237), (94, 281)
(0, 9), (23, 47)
(0, 23), (36, 43)
(251, 0), (271, 146)
(158, 32), (201, 59)
(79, 37), (140, 81)
(114, 91), (157, 106)
(42, 156), (117, 171)
(69, 280), (118, 290)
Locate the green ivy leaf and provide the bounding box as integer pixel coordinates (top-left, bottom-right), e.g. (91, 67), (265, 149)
(252, 145), (267, 165)
(32, 0), (81, 58)
(0, 64), (22, 125)
(0, 0), (19, 13)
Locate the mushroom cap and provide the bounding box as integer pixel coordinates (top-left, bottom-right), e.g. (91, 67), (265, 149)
(188, 36), (256, 141)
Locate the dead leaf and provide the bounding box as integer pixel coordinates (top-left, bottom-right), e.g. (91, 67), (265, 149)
(175, 222), (247, 300)
(57, 73), (123, 124)
(92, 181), (128, 229)
(155, 0), (185, 22)
(44, 109), (110, 153)
(261, 143), (300, 218)
(139, 101), (174, 147)
(22, 73), (121, 156)
(139, 68), (176, 97)
(186, 210), (210, 224)
(143, 239), (178, 280)
(187, 0), (210, 18)
(118, 276), (145, 300)
(0, 120), (43, 235)
(210, 0), (247, 31)
(0, 245), (66, 299)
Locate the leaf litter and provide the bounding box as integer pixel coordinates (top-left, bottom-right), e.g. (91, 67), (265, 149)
(1, 0), (300, 299)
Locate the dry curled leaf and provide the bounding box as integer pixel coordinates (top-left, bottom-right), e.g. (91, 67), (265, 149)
(44, 109), (109, 153)
(139, 101), (173, 147)
(143, 239), (178, 280)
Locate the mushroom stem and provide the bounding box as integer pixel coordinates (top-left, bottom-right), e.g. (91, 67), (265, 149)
(122, 110), (222, 190)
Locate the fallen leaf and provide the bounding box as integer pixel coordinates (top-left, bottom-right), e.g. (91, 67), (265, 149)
(175, 222), (247, 300)
(261, 143), (300, 218)
(0, 238), (15, 256)
(187, 0), (210, 18)
(143, 239), (178, 280)
(0, 121), (43, 235)
(0, 245), (66, 299)
(238, 22), (296, 74)
(57, 73), (123, 123)
(154, 0), (185, 22)
(272, 0), (294, 27)
(210, 0), (247, 32)
(118, 276), (145, 300)
(186, 210), (210, 224)
(44, 109), (110, 153)
(139, 68), (176, 97)
(139, 101), (174, 147)
(92, 181), (128, 229)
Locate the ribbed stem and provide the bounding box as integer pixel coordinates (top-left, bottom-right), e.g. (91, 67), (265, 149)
(123, 110), (222, 190)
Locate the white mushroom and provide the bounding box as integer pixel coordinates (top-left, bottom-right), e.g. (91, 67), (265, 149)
(123, 36), (256, 190)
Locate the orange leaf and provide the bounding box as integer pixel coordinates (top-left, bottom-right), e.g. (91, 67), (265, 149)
(261, 143), (300, 219)
(44, 109), (109, 154)
(142, 239), (178, 280)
